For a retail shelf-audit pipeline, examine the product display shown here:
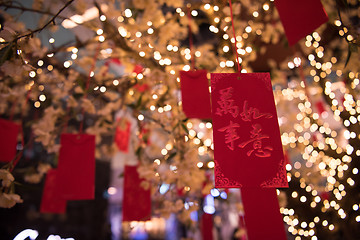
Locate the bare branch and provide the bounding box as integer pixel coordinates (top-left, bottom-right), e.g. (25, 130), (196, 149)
(3, 0), (74, 44)
(0, 3), (68, 20)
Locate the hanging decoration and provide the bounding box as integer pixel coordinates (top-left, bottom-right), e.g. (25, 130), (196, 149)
(200, 213), (214, 240)
(275, 0), (328, 45)
(241, 188), (287, 240)
(179, 70), (212, 119)
(209, 2), (289, 239)
(46, 39), (100, 203)
(0, 119), (20, 163)
(56, 133), (96, 200)
(40, 169), (67, 214)
(0, 0), (358, 238)
(179, 5), (212, 120)
(211, 72), (287, 188)
(122, 165), (151, 222)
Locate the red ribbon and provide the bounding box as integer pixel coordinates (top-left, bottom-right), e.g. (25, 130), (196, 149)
(229, 0), (241, 73)
(187, 6), (195, 70)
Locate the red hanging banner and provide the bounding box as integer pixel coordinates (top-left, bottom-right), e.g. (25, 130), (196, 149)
(201, 213), (213, 240)
(275, 0), (328, 46)
(0, 118), (20, 163)
(241, 188), (287, 240)
(57, 133), (96, 200)
(122, 165), (151, 222)
(40, 169), (67, 214)
(179, 70), (212, 119)
(211, 73), (287, 188)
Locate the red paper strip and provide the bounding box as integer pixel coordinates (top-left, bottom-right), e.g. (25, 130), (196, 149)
(275, 0), (328, 46)
(187, 7), (195, 70)
(0, 118), (20, 163)
(115, 120), (131, 152)
(316, 101), (326, 115)
(122, 165), (151, 222)
(241, 188), (287, 240)
(201, 213), (213, 240)
(40, 169), (67, 214)
(211, 73), (287, 188)
(57, 133), (95, 200)
(228, 0), (241, 72)
(180, 70), (212, 119)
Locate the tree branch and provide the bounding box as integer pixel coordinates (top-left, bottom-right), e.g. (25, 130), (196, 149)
(3, 0), (74, 44)
(0, 3), (68, 20)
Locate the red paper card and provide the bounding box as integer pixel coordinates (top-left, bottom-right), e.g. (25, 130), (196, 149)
(201, 213), (213, 240)
(241, 188), (287, 240)
(40, 169), (67, 214)
(122, 165), (151, 222)
(275, 0), (328, 46)
(180, 70), (212, 119)
(57, 133), (95, 200)
(115, 120), (131, 152)
(211, 73), (287, 188)
(0, 118), (20, 163)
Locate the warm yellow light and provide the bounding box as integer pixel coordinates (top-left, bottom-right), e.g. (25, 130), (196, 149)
(263, 3), (270, 11)
(207, 161), (215, 168)
(34, 101), (41, 108)
(161, 149), (168, 155)
(124, 9), (132, 18)
(39, 94), (46, 102)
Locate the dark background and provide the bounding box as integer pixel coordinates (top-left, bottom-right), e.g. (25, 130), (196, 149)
(0, 161), (111, 240)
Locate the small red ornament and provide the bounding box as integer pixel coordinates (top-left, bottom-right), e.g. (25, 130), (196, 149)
(316, 101), (326, 115)
(133, 64), (144, 74)
(179, 70), (212, 119)
(40, 169), (67, 214)
(57, 133), (96, 200)
(320, 191), (330, 201)
(122, 165), (151, 221)
(275, 0), (328, 46)
(139, 125), (151, 145)
(211, 73), (287, 188)
(134, 83), (149, 93)
(0, 118), (20, 163)
(115, 119), (131, 152)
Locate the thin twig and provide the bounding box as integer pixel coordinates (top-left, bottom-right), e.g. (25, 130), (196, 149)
(3, 0), (74, 44)
(0, 3), (68, 20)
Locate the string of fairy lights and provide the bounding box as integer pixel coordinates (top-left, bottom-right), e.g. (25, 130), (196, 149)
(8, 0), (360, 239)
